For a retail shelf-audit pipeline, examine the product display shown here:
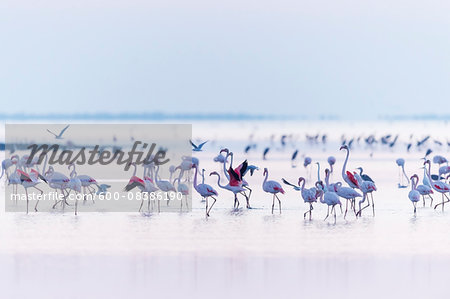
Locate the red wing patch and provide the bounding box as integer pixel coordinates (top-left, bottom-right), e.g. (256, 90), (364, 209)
(346, 171), (358, 187)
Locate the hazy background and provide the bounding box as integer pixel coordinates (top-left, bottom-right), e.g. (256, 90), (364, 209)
(1, 0), (449, 119)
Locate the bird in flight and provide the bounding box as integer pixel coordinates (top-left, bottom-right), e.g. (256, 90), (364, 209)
(190, 140), (208, 152)
(47, 125), (70, 139)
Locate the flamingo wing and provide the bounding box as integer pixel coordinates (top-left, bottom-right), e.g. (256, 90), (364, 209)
(346, 171), (358, 187)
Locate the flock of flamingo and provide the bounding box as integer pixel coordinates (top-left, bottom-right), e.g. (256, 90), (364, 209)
(1, 139), (450, 221)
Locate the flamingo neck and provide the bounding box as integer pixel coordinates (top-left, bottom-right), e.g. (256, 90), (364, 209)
(193, 166), (199, 189)
(342, 148), (349, 179)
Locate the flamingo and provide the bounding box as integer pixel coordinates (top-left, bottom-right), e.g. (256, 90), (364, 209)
(283, 177), (320, 220)
(416, 168), (434, 207)
(17, 169), (47, 214)
(210, 171), (246, 209)
(262, 168), (284, 214)
(67, 164), (82, 215)
(1, 156), (18, 181)
(321, 168), (342, 222)
(173, 177), (190, 212)
(154, 165), (176, 207)
(334, 182), (361, 219)
(327, 156), (336, 174)
(45, 166), (70, 209)
(395, 158), (409, 188)
(408, 174), (420, 214)
(339, 145), (358, 189)
(319, 173), (342, 223)
(354, 173), (377, 217)
(192, 164), (218, 217)
(433, 155), (448, 167)
(424, 160), (450, 211)
(356, 167), (374, 183)
(220, 149), (250, 208)
(141, 168), (159, 212)
(123, 162), (146, 210)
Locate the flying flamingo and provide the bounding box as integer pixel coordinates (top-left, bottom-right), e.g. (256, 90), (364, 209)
(395, 158), (409, 188)
(192, 164), (218, 217)
(339, 145), (358, 189)
(262, 168), (284, 214)
(408, 174), (421, 214)
(424, 160), (450, 211)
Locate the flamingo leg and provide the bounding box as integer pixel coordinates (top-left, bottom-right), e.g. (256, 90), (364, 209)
(271, 194), (275, 214)
(324, 206), (330, 220)
(207, 197), (217, 216)
(33, 186), (44, 212)
(371, 193), (375, 216)
(357, 193), (367, 217)
(422, 195), (425, 207)
(205, 197), (209, 217)
(413, 201), (416, 214)
(428, 194), (434, 207)
(275, 194), (281, 214)
(244, 186), (252, 208)
(75, 192), (78, 215)
(344, 199), (349, 219)
(25, 187), (29, 214)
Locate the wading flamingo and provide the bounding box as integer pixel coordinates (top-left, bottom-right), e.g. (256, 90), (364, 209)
(262, 168), (284, 214)
(408, 174), (420, 214)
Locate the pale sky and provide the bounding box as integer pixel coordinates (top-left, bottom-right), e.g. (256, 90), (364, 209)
(1, 0), (449, 119)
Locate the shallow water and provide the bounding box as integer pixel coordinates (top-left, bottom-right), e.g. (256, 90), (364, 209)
(1, 120), (449, 298)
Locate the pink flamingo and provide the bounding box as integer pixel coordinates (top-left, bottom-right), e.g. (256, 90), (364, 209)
(192, 164), (218, 217)
(416, 168), (434, 207)
(354, 173), (377, 217)
(210, 171), (246, 209)
(334, 182), (362, 219)
(262, 168), (285, 214)
(339, 145), (359, 189)
(408, 174), (420, 214)
(424, 160), (450, 211)
(17, 169), (47, 214)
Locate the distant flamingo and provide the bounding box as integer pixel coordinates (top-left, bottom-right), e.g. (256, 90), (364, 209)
(262, 168), (284, 214)
(327, 156), (336, 174)
(155, 165), (176, 207)
(395, 158), (409, 188)
(408, 174), (421, 214)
